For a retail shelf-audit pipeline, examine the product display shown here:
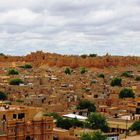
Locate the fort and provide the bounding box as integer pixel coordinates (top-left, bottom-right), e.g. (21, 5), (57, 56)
(0, 51), (140, 139)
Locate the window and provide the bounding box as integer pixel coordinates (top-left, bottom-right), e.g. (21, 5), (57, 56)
(94, 95), (98, 98)
(18, 113), (25, 119)
(3, 115), (6, 121)
(26, 136), (31, 140)
(13, 114), (17, 119)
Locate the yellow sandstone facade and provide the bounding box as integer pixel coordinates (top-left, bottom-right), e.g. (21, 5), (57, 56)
(0, 105), (53, 140)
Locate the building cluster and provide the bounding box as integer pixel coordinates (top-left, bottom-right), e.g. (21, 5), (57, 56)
(0, 57), (140, 139)
(0, 104), (53, 140)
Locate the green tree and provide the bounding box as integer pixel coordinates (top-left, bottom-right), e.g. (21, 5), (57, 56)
(110, 77), (122, 86)
(44, 112), (84, 129)
(56, 117), (83, 130)
(90, 80), (97, 85)
(129, 120), (140, 131)
(0, 91), (7, 100)
(8, 69), (19, 75)
(81, 131), (107, 140)
(135, 76), (140, 81)
(80, 67), (87, 74)
(121, 71), (133, 78)
(64, 68), (72, 75)
(81, 54), (88, 59)
(9, 78), (24, 85)
(56, 117), (72, 129)
(0, 53), (5, 56)
(20, 64), (32, 69)
(77, 100), (96, 113)
(119, 88), (135, 99)
(97, 74), (105, 79)
(89, 54), (97, 57)
(87, 113), (109, 132)
(81, 133), (92, 140)
(16, 99), (24, 103)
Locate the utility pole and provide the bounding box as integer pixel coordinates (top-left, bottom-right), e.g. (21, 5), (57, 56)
(125, 119), (128, 139)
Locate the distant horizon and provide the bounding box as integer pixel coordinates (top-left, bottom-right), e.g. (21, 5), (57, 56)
(1, 50), (140, 57)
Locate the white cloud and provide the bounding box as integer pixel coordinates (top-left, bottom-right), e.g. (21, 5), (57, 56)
(0, 9), (43, 26)
(0, 0), (139, 56)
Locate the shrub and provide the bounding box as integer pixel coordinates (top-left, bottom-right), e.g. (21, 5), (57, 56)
(87, 113), (109, 132)
(81, 133), (91, 140)
(110, 77), (122, 86)
(9, 79), (24, 85)
(0, 91), (7, 100)
(121, 71), (133, 78)
(64, 68), (72, 75)
(89, 54), (97, 57)
(135, 76), (140, 81)
(0, 53), (5, 56)
(77, 100), (96, 113)
(119, 88), (135, 99)
(80, 67), (87, 74)
(16, 99), (24, 103)
(81, 54), (87, 59)
(20, 64), (32, 69)
(8, 69), (19, 75)
(97, 74), (105, 78)
(90, 80), (97, 85)
(56, 117), (84, 130)
(82, 88), (91, 92)
(81, 131), (107, 140)
(129, 120), (140, 131)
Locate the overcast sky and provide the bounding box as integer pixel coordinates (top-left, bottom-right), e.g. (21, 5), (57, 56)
(0, 0), (140, 56)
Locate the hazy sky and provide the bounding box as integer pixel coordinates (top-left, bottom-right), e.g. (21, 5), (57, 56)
(0, 0), (140, 56)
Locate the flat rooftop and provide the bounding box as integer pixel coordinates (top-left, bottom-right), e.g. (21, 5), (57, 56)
(62, 114), (87, 120)
(0, 105), (26, 111)
(121, 115), (140, 120)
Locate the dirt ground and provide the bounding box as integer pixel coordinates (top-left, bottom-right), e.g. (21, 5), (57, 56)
(122, 135), (140, 140)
